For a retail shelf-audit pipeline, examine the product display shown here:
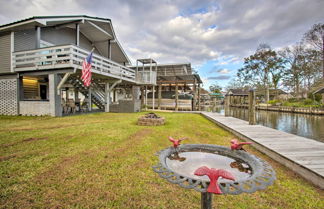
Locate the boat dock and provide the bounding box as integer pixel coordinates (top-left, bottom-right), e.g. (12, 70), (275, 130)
(201, 111), (324, 189)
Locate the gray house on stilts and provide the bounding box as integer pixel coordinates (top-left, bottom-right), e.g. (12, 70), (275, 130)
(0, 15), (156, 116)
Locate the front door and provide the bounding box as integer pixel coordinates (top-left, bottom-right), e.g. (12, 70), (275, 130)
(40, 84), (47, 100)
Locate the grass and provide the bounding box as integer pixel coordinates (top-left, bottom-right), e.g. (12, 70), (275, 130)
(0, 112), (323, 209)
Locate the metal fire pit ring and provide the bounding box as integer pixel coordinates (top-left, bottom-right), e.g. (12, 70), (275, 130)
(153, 144), (276, 195)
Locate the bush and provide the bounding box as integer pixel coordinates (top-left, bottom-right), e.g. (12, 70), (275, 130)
(303, 98), (314, 105)
(307, 92), (322, 102)
(314, 93), (322, 102)
(268, 100), (281, 105)
(288, 98), (298, 103)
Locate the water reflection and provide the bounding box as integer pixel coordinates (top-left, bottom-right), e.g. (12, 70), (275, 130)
(230, 161), (251, 174)
(166, 151), (252, 181)
(212, 106), (324, 143)
(168, 152), (186, 161)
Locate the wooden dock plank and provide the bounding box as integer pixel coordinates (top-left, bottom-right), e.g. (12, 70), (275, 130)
(201, 112), (324, 189)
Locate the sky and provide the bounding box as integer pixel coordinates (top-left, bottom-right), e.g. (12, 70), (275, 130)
(0, 0), (323, 90)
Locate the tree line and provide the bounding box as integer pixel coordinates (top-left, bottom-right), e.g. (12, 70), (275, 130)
(227, 23), (324, 102)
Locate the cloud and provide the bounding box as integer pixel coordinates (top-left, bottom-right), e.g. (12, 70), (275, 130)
(217, 69), (230, 74)
(207, 75), (231, 80)
(0, 0), (323, 69)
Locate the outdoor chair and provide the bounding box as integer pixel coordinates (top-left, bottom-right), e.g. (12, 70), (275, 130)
(61, 99), (68, 114)
(80, 101), (89, 112)
(67, 99), (76, 114)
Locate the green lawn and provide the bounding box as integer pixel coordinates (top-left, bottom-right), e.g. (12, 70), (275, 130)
(0, 112), (323, 209)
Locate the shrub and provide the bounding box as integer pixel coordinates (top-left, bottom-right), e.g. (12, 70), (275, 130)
(288, 98), (298, 103)
(303, 98), (314, 105)
(314, 93), (322, 102)
(307, 92), (322, 102)
(268, 100), (281, 105)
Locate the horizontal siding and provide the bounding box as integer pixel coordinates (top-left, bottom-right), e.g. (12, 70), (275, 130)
(14, 29), (36, 51)
(41, 27), (93, 51)
(41, 27), (75, 45)
(0, 33), (11, 73)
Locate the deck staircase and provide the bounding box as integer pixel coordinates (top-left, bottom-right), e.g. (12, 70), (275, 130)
(69, 77), (106, 110)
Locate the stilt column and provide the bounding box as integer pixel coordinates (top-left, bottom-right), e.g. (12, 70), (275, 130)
(158, 84), (162, 110)
(175, 83), (179, 111)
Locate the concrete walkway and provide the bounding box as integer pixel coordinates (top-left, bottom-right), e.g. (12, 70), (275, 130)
(201, 111), (324, 189)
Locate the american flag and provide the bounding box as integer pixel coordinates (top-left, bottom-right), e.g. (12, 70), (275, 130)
(81, 52), (93, 87)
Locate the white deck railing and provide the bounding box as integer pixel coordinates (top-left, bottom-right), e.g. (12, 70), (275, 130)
(12, 45), (155, 84)
(136, 71), (157, 85)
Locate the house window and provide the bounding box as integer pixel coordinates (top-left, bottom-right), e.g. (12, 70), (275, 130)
(22, 76), (49, 101)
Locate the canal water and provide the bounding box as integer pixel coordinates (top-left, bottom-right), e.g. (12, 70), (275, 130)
(210, 106), (324, 143)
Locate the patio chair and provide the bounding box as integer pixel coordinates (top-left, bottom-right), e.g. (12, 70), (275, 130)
(80, 100), (89, 112)
(67, 99), (76, 114)
(61, 98), (68, 114)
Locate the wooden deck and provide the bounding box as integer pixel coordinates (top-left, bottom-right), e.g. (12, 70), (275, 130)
(201, 111), (324, 189)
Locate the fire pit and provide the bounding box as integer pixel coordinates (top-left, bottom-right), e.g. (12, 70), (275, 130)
(137, 113), (165, 126)
(153, 141), (276, 208)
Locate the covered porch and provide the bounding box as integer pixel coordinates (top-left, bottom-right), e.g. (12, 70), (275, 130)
(18, 69), (142, 116)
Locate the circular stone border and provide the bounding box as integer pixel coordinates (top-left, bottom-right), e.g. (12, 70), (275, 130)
(153, 144), (276, 195)
(137, 116), (165, 126)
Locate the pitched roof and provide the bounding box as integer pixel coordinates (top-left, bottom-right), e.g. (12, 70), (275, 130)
(0, 15), (130, 64)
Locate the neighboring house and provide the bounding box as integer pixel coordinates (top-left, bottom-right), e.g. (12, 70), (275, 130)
(0, 15), (155, 116)
(209, 92), (224, 105)
(225, 88), (290, 105)
(256, 89), (288, 101)
(131, 62), (203, 111)
(225, 88), (249, 105)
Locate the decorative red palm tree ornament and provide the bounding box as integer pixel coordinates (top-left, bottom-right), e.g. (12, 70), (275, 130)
(194, 166), (235, 194)
(230, 139), (252, 151)
(169, 136), (186, 148)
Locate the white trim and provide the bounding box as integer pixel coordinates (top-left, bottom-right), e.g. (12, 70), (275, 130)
(86, 20), (113, 39)
(0, 19), (46, 31)
(10, 31), (14, 72)
(40, 40), (54, 48)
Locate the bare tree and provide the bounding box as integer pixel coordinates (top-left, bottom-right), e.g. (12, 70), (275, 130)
(279, 44), (305, 97)
(237, 44), (285, 102)
(304, 23), (324, 79)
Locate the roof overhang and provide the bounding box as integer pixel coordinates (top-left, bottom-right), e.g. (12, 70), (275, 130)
(157, 74), (202, 84)
(0, 15), (131, 64)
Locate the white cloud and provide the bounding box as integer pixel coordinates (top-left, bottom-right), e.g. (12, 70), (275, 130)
(218, 69), (230, 74)
(0, 0), (323, 68)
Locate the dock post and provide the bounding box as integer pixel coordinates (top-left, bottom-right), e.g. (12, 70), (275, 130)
(198, 83), (201, 111)
(193, 79), (197, 111)
(249, 89), (256, 125)
(225, 95), (230, 117)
